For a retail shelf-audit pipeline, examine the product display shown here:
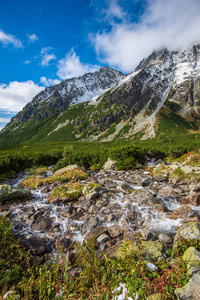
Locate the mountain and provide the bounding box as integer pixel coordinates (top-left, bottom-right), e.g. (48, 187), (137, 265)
(1, 45), (200, 146)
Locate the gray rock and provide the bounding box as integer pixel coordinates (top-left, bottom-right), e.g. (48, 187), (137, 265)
(174, 222), (200, 244)
(103, 158), (116, 170)
(32, 215), (53, 231)
(85, 191), (99, 201)
(84, 226), (107, 241)
(154, 174), (168, 182)
(182, 247), (200, 277)
(0, 184), (31, 204)
(96, 233), (109, 243)
(82, 216), (100, 233)
(175, 271), (200, 299)
(21, 236), (52, 255)
(108, 225), (124, 238)
(137, 228), (151, 240)
(158, 233), (172, 244)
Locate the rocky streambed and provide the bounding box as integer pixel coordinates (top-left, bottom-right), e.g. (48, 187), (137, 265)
(1, 158), (200, 266)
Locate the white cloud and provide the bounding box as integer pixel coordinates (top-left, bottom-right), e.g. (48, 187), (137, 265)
(0, 117), (11, 123)
(57, 48), (100, 79)
(23, 60), (32, 64)
(40, 47), (57, 67)
(92, 0), (200, 72)
(28, 33), (39, 43)
(0, 81), (44, 111)
(104, 0), (126, 21)
(40, 76), (61, 87)
(0, 29), (22, 48)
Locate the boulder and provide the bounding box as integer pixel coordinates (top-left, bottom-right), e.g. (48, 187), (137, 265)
(174, 222), (200, 244)
(86, 191), (99, 201)
(137, 229), (151, 240)
(82, 216), (100, 233)
(0, 184), (31, 204)
(182, 247), (200, 277)
(21, 235), (52, 255)
(54, 164), (81, 175)
(102, 158), (116, 170)
(107, 225), (124, 238)
(32, 215), (53, 231)
(157, 185), (176, 198)
(131, 188), (153, 203)
(153, 174), (168, 182)
(158, 233), (172, 244)
(175, 271), (200, 299)
(84, 226), (107, 242)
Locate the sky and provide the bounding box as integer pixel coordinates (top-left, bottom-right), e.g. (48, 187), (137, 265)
(0, 0), (200, 130)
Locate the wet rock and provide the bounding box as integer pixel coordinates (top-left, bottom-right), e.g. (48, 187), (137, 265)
(137, 228), (151, 240)
(158, 233), (172, 244)
(70, 212), (85, 220)
(54, 237), (72, 252)
(182, 217), (200, 224)
(153, 174), (168, 182)
(157, 185), (176, 198)
(126, 173), (143, 185)
(96, 199), (108, 208)
(0, 184), (31, 204)
(108, 200), (122, 210)
(84, 226), (107, 242)
(108, 225), (124, 238)
(166, 205), (192, 220)
(116, 183), (131, 193)
(21, 236), (52, 255)
(88, 204), (98, 214)
(99, 207), (111, 215)
(131, 188), (153, 203)
(85, 191), (99, 201)
(175, 271), (200, 299)
(147, 197), (168, 212)
(96, 233), (109, 243)
(82, 216), (100, 233)
(182, 247), (200, 277)
(174, 222), (200, 244)
(32, 215), (53, 231)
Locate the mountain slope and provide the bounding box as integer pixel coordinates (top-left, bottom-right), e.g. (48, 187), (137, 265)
(1, 45), (200, 146)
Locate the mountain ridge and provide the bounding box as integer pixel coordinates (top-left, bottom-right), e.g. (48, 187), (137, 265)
(1, 44), (200, 146)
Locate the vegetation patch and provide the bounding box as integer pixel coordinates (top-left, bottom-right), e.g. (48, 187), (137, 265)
(50, 182), (84, 202)
(21, 168), (87, 189)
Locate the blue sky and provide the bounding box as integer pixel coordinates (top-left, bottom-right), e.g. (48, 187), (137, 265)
(0, 0), (200, 130)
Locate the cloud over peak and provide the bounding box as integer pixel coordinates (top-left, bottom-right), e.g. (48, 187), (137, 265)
(92, 0), (200, 72)
(57, 49), (100, 79)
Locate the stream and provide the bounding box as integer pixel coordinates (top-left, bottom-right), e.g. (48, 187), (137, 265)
(2, 166), (200, 259)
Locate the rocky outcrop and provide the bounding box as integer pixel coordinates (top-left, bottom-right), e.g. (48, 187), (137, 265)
(0, 184), (31, 204)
